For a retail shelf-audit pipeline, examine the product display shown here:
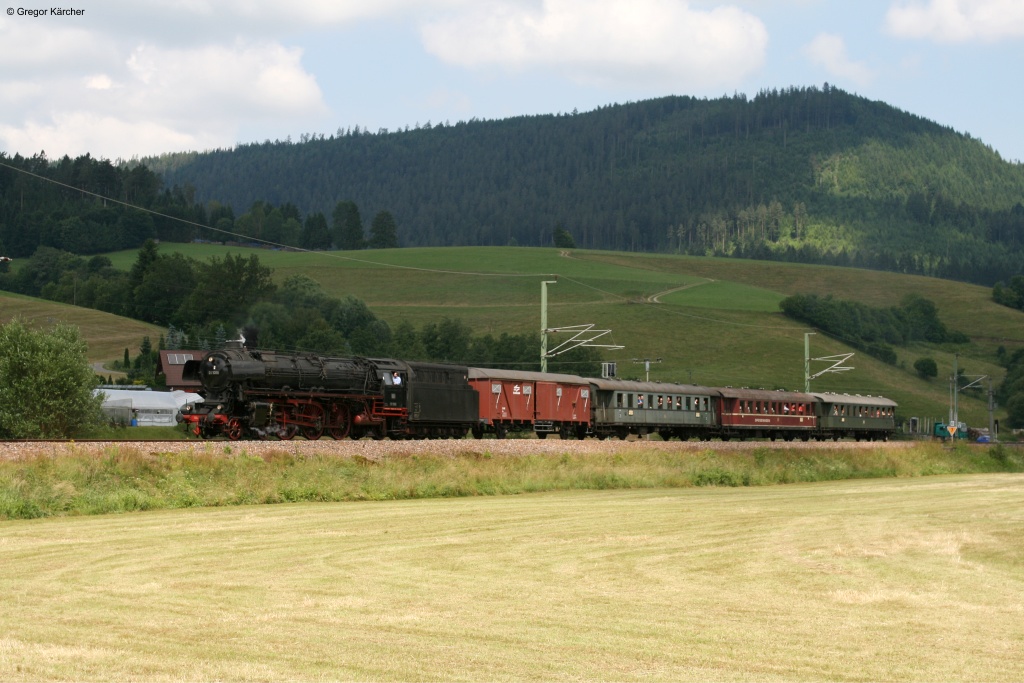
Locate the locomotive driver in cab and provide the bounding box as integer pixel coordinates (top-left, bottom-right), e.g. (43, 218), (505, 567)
(392, 371), (402, 386)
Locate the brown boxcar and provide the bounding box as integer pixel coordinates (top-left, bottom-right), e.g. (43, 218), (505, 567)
(467, 368), (590, 438)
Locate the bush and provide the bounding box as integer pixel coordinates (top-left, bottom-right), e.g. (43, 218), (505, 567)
(914, 357), (938, 380)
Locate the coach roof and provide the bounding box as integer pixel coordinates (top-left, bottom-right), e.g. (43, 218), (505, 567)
(588, 378), (721, 395)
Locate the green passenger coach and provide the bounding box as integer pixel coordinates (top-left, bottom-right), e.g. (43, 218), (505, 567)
(589, 378), (721, 440)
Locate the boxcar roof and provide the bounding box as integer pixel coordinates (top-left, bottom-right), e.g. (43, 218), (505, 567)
(588, 378), (721, 396)
(467, 367), (589, 384)
(810, 392), (898, 408)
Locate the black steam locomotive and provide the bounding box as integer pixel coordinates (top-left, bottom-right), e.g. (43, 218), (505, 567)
(180, 342), (478, 440)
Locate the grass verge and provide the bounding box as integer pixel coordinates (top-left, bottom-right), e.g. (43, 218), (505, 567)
(2, 442), (1021, 520)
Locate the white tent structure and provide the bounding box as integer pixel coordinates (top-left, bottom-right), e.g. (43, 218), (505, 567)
(95, 388), (204, 426)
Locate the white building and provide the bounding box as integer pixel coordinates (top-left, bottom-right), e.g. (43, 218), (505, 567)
(95, 388), (204, 426)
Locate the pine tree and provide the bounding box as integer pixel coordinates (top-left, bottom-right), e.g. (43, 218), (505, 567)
(332, 201), (364, 250)
(301, 212), (332, 250)
(368, 210), (399, 248)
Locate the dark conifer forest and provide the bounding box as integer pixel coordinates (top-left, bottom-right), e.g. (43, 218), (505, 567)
(143, 85), (1024, 286)
(2, 86), (1024, 287)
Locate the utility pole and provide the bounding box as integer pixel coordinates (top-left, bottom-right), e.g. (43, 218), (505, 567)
(540, 279), (557, 373)
(989, 378), (997, 439)
(804, 332), (814, 392)
(631, 358), (662, 382)
(946, 352), (954, 428)
(804, 332), (853, 392)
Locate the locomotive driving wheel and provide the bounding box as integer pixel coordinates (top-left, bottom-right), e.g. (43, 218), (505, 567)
(328, 404), (351, 440)
(225, 418), (244, 441)
(300, 402), (325, 441)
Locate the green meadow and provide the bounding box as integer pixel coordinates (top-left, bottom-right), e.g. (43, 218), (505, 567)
(2, 471), (1022, 681)
(98, 244), (1023, 425)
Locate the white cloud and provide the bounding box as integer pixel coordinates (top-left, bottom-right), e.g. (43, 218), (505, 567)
(886, 0), (1024, 43)
(803, 33), (873, 88)
(0, 113), (223, 162)
(0, 20), (328, 159)
(420, 0), (768, 88)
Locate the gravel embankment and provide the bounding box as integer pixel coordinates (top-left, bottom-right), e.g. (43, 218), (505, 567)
(0, 438), (915, 462)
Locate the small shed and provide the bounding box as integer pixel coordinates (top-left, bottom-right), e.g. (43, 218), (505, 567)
(95, 388), (204, 426)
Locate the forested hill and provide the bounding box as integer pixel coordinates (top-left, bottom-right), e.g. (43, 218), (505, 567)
(149, 85), (1024, 285)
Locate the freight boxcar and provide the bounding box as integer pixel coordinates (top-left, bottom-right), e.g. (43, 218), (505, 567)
(467, 368), (591, 438)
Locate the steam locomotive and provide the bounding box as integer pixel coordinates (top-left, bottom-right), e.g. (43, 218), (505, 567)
(179, 342), (897, 442)
(180, 342), (478, 440)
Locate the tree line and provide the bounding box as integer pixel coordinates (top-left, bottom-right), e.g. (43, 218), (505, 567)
(779, 293), (969, 365)
(1, 240), (602, 384)
(0, 152), (400, 261)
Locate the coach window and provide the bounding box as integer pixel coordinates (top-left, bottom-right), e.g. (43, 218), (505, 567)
(648, 394), (654, 409)
(616, 393), (623, 408)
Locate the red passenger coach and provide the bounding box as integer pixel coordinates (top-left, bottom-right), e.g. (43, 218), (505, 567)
(467, 368), (591, 439)
(716, 387), (818, 441)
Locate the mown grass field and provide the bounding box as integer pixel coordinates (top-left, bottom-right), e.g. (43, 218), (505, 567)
(1, 470), (1022, 681)
(99, 244), (1023, 425)
(0, 291), (163, 365)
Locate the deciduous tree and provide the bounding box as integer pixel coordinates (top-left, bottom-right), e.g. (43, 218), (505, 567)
(0, 319), (103, 438)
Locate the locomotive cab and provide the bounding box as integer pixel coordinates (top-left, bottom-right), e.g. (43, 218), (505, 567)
(383, 369), (406, 408)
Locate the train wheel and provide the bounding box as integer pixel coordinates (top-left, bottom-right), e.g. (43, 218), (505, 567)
(496, 425), (508, 439)
(537, 432), (547, 439)
(300, 402), (325, 440)
(471, 425), (484, 439)
(329, 404), (351, 440)
(279, 424), (298, 440)
(226, 418), (244, 441)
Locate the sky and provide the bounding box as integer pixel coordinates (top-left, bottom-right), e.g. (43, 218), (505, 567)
(1, 0), (1023, 163)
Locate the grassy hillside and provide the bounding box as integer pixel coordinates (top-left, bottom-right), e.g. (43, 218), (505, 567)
(0, 291), (164, 364)
(98, 244), (1023, 426)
